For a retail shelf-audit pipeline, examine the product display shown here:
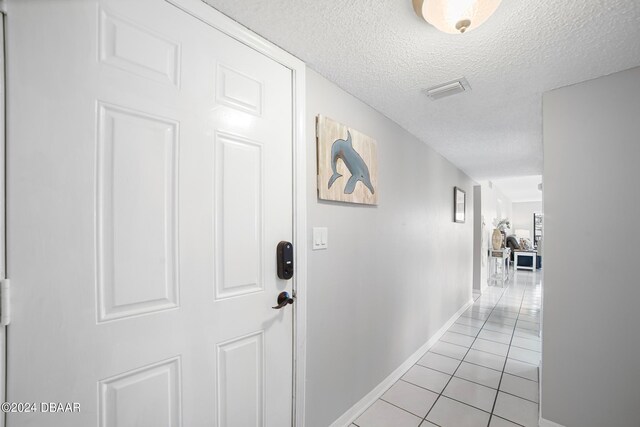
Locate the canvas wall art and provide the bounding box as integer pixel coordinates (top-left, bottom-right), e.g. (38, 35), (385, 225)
(316, 115), (378, 205)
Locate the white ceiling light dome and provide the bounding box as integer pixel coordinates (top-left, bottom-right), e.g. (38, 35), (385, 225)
(412, 0), (502, 34)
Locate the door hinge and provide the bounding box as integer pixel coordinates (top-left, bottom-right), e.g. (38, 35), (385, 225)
(0, 279), (10, 326)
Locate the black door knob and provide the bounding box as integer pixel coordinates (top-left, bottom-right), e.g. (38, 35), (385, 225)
(272, 291), (294, 309)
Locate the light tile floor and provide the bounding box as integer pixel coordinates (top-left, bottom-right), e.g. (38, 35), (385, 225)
(352, 270), (541, 427)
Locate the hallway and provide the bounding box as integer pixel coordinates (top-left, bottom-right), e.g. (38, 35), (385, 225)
(353, 271), (542, 427)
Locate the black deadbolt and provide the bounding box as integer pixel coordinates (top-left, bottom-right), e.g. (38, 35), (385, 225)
(277, 241), (294, 280)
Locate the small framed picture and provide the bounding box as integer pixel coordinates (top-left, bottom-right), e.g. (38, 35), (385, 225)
(454, 186), (466, 223)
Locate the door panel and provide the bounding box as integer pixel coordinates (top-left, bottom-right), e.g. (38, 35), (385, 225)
(215, 132), (264, 300)
(98, 8), (181, 87)
(217, 331), (264, 426)
(6, 0), (293, 426)
(99, 357), (182, 427)
(96, 103), (180, 322)
(216, 64), (263, 116)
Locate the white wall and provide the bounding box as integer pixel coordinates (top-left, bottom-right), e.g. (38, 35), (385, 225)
(481, 181), (513, 225)
(511, 201), (542, 240)
(473, 181), (512, 291)
(305, 68), (475, 427)
(541, 66), (640, 427)
(472, 185), (484, 291)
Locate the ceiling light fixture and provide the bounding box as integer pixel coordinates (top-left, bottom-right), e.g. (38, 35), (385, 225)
(412, 0), (502, 34)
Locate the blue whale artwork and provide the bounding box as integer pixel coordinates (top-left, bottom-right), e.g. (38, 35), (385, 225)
(327, 130), (375, 195)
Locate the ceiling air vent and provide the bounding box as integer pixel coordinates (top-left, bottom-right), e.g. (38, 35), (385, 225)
(424, 77), (471, 100)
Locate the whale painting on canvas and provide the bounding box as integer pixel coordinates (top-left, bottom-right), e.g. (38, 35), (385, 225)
(328, 130), (375, 195)
(316, 115), (378, 205)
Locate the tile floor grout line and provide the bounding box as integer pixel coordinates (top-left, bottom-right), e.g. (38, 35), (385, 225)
(400, 378), (446, 394)
(401, 374), (533, 409)
(443, 331), (481, 339)
(448, 375), (499, 391)
(506, 355), (541, 365)
(378, 397), (427, 420)
(411, 365), (521, 392)
(439, 336), (479, 346)
(510, 334), (541, 343)
(419, 285), (511, 426)
(421, 350), (511, 373)
(412, 364), (461, 377)
(434, 341), (522, 361)
(497, 388), (540, 405)
(509, 343), (542, 352)
(495, 370), (538, 383)
(448, 356), (526, 379)
(433, 334), (531, 355)
(384, 388), (527, 423)
(442, 330), (482, 339)
(428, 393), (493, 416)
(477, 330), (514, 338)
(486, 278), (534, 427)
(427, 349), (467, 360)
(492, 414), (526, 427)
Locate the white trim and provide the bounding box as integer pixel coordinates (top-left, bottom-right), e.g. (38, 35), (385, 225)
(329, 298), (475, 427)
(162, 1), (307, 425)
(165, 0), (305, 71)
(291, 46), (308, 427)
(539, 417), (566, 427)
(0, 13), (6, 427)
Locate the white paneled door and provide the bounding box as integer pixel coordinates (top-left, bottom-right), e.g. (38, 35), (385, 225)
(7, 0), (293, 426)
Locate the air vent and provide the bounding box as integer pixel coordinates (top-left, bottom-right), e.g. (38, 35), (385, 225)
(424, 77), (471, 100)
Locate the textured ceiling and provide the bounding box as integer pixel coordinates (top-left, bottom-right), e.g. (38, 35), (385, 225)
(203, 0), (640, 180)
(492, 175), (542, 203)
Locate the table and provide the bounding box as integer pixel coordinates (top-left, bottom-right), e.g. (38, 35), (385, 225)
(514, 251), (537, 271)
(489, 248), (511, 287)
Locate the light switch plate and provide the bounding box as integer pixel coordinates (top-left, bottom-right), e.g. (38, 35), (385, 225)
(312, 227), (328, 250)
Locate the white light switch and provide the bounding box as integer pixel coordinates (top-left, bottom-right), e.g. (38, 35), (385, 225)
(312, 227), (328, 250)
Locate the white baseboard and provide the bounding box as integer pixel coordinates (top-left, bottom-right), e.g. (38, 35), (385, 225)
(329, 298), (474, 427)
(539, 417), (566, 427)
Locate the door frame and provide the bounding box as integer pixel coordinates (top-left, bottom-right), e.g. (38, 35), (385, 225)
(164, 1), (307, 425)
(0, 10), (5, 427)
